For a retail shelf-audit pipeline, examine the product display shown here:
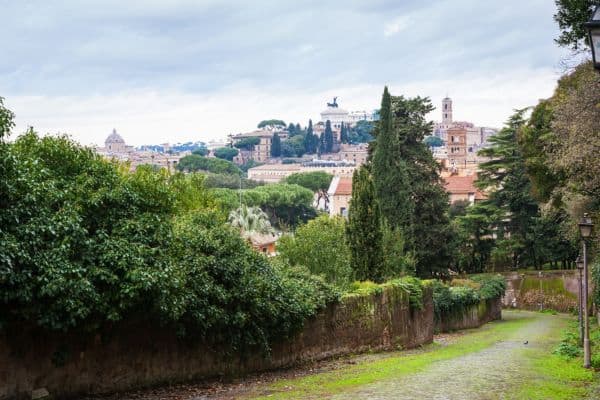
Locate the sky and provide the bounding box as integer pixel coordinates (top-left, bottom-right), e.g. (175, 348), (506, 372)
(0, 0), (572, 146)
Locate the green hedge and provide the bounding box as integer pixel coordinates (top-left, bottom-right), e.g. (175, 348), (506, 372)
(431, 275), (506, 318)
(345, 276), (425, 310)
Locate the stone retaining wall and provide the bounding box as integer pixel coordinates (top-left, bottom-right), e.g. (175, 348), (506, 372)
(0, 286), (434, 399)
(502, 270), (584, 312)
(435, 297), (503, 333)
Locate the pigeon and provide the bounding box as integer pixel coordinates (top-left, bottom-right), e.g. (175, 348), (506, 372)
(524, 341), (528, 345)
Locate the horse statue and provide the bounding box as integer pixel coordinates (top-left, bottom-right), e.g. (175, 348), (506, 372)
(327, 97), (338, 108)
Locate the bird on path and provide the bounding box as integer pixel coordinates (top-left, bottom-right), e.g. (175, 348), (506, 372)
(523, 341), (528, 345)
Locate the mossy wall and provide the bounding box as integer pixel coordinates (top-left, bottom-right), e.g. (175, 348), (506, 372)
(502, 271), (584, 312)
(434, 297), (502, 333)
(0, 286), (434, 399)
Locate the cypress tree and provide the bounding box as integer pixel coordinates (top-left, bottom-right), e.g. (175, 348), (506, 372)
(318, 132), (326, 155)
(324, 120), (334, 153)
(371, 87), (454, 278)
(271, 133), (281, 157)
(371, 87), (412, 229)
(340, 122), (348, 144)
(303, 119), (314, 154)
(346, 166), (383, 282)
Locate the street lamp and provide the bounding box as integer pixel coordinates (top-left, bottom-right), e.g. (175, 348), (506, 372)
(585, 5), (600, 71)
(578, 213), (594, 368)
(576, 256), (584, 346)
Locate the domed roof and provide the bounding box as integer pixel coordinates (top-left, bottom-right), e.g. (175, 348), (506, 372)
(105, 129), (125, 144)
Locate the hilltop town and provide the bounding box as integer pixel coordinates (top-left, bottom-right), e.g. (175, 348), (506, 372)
(96, 96), (497, 218)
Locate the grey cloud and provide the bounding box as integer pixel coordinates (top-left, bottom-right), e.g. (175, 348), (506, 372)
(0, 0), (567, 97)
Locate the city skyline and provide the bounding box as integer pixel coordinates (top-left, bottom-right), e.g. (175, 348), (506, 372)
(1, 0), (571, 146)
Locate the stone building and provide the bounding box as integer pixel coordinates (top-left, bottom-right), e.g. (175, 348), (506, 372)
(338, 143), (369, 166)
(443, 174), (487, 204)
(247, 160), (356, 183)
(229, 129), (287, 164)
(327, 176), (352, 217)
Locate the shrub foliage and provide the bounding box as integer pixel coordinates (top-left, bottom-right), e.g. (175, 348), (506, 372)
(0, 129), (335, 352)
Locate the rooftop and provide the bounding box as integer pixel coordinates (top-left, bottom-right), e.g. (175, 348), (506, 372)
(443, 174), (487, 199)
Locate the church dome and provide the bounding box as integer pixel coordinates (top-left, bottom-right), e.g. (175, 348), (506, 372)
(105, 129), (125, 144)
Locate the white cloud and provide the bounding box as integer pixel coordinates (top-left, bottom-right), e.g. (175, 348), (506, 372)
(384, 16), (410, 37)
(6, 66), (561, 147)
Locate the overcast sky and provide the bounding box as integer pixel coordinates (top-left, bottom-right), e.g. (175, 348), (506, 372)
(1, 0), (571, 146)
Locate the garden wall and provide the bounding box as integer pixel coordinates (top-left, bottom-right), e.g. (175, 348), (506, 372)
(0, 285), (434, 400)
(434, 297), (502, 333)
(501, 270), (584, 312)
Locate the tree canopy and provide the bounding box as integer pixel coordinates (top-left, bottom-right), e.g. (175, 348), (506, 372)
(554, 0), (600, 50)
(257, 119), (286, 129)
(233, 137), (260, 150)
(177, 154), (241, 175)
(284, 171), (333, 192)
(213, 146), (239, 161)
(278, 216), (352, 288)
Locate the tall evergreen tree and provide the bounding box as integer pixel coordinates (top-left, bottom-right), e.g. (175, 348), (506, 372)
(271, 133), (281, 157)
(324, 120), (334, 153)
(303, 119), (314, 154)
(318, 132), (326, 155)
(340, 122), (348, 144)
(346, 166), (384, 282)
(287, 123), (296, 136)
(476, 109), (568, 270)
(371, 87), (412, 229)
(371, 87), (453, 278)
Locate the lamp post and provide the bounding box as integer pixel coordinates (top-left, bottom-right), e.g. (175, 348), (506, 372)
(585, 4), (600, 71)
(576, 255), (584, 346)
(578, 213), (594, 368)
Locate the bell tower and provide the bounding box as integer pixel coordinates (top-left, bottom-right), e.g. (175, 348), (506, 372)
(442, 97), (453, 125)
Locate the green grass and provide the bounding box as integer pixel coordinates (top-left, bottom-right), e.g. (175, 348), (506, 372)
(512, 319), (598, 400)
(242, 315), (533, 399)
(513, 352), (594, 399)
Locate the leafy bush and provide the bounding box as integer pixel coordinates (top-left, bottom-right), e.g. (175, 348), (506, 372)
(0, 131), (336, 353)
(553, 325), (582, 359)
(471, 274), (507, 300)
(431, 275), (505, 319)
(347, 281), (384, 296)
(278, 216), (352, 288)
(345, 277), (424, 310)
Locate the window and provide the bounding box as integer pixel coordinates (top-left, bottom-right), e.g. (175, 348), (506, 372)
(340, 207), (347, 217)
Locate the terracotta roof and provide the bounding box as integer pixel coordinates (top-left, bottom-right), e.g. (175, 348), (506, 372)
(444, 175), (477, 193)
(334, 177), (353, 196)
(443, 174), (487, 199)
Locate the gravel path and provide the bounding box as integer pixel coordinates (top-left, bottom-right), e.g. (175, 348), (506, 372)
(331, 312), (560, 400)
